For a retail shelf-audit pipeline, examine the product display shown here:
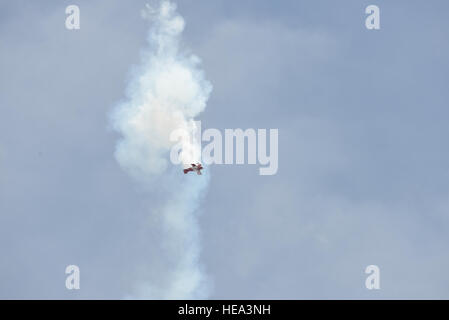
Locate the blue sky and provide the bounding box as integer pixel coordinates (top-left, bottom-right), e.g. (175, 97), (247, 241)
(1, 0), (449, 298)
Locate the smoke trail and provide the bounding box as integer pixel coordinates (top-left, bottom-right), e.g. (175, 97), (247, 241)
(110, 1), (212, 299)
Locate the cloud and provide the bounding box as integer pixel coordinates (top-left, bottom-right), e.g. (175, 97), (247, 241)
(110, 1), (212, 299)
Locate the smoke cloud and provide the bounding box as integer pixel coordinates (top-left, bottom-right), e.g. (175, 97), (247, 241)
(110, 1), (212, 299)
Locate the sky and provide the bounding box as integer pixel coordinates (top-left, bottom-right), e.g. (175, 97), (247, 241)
(1, 0), (449, 299)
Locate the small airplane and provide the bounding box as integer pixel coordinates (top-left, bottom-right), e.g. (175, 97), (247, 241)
(183, 163), (203, 175)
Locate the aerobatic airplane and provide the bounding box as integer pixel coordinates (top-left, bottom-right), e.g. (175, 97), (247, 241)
(183, 163), (203, 175)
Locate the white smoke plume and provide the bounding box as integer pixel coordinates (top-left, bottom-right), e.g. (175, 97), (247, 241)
(110, 1), (212, 299)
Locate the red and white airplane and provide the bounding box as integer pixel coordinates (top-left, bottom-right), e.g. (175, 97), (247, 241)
(183, 163), (203, 175)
